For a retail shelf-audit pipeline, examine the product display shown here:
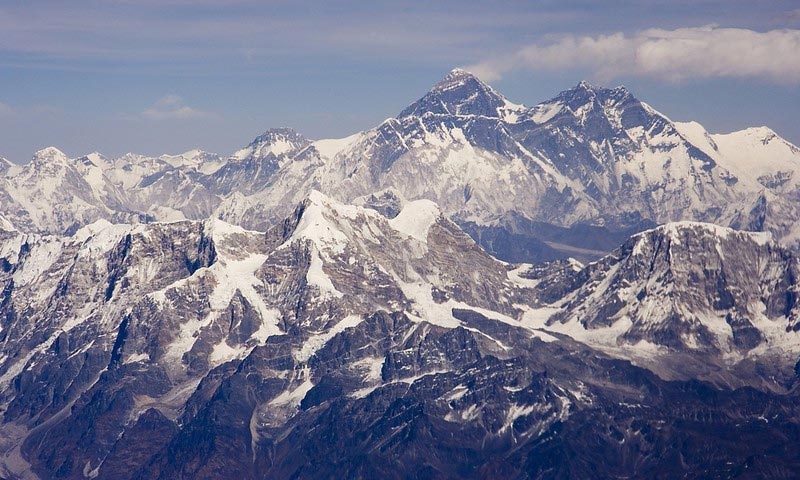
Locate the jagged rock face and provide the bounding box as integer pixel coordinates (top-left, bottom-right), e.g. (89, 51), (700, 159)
(531, 222), (800, 389)
(210, 128), (313, 196)
(506, 83), (730, 227)
(129, 168), (220, 220)
(0, 220), (219, 426)
(2, 194), (800, 479)
(0, 193), (537, 478)
(0, 148), (138, 234)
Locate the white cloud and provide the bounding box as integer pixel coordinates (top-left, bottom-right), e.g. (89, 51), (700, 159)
(467, 26), (800, 84)
(142, 95), (211, 120)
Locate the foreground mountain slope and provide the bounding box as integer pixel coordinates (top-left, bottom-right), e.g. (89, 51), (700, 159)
(526, 222), (800, 390)
(0, 192), (536, 478)
(1, 195), (800, 478)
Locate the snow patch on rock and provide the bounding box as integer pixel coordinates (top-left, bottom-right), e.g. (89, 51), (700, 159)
(389, 199), (440, 242)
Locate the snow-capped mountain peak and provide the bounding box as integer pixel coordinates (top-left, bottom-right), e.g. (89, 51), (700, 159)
(398, 68), (521, 119)
(531, 220), (799, 382)
(284, 191), (360, 258)
(31, 146), (70, 165)
(233, 127), (311, 161)
(725, 125), (787, 148)
(570, 80), (605, 100)
(552, 81), (638, 118)
(80, 151), (111, 170)
(430, 68), (486, 93)
(561, 80), (600, 103)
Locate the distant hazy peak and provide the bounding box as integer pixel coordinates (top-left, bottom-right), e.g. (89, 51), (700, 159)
(248, 127), (308, 146)
(233, 127), (311, 161)
(553, 81), (635, 108)
(32, 146), (69, 163)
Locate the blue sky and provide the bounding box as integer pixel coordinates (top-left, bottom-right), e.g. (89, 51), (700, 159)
(0, 0), (798, 162)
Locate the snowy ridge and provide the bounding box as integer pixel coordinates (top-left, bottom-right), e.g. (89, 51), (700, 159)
(312, 131), (364, 160)
(633, 221), (773, 248)
(522, 221), (800, 384)
(287, 190), (363, 256)
(160, 149), (225, 175)
(232, 127), (310, 161)
(712, 126), (800, 186)
(388, 199), (441, 242)
(0, 214), (15, 231)
(399, 68), (524, 119)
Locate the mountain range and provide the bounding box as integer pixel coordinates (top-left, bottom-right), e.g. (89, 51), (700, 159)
(1, 70), (800, 479)
(2, 69), (799, 262)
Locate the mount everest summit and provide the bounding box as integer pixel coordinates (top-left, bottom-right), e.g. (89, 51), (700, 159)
(1, 70), (800, 478)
